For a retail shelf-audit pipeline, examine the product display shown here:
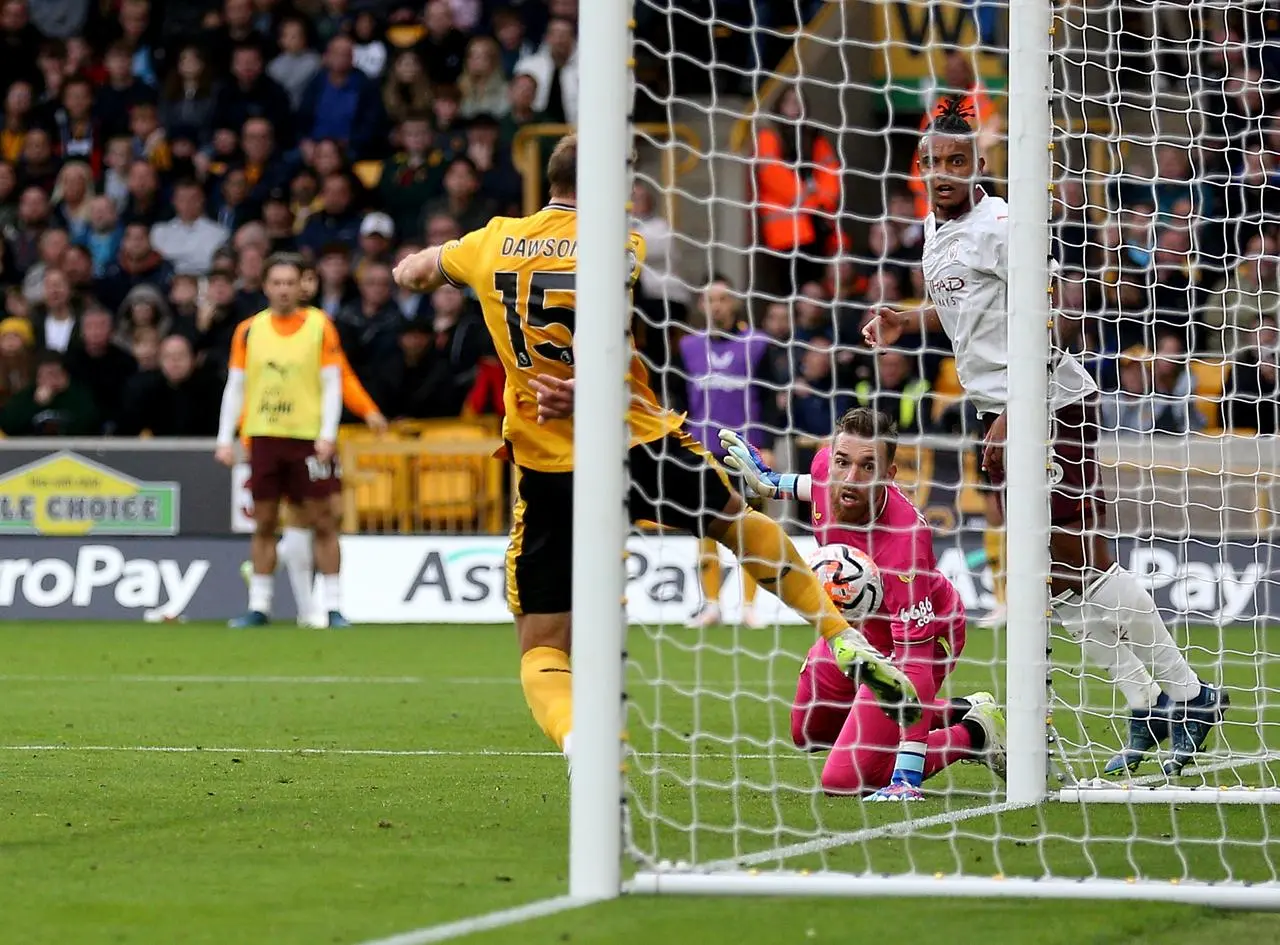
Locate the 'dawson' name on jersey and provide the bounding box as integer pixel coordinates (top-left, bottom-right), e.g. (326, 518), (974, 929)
(500, 236), (578, 258)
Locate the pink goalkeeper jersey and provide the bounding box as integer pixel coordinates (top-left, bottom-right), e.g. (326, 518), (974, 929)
(810, 446), (966, 661)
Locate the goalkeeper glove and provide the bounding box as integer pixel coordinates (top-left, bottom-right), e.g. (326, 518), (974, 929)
(718, 429), (797, 500)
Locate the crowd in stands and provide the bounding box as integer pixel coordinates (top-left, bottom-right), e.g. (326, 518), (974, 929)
(0, 0), (1273, 448)
(0, 0), (582, 436)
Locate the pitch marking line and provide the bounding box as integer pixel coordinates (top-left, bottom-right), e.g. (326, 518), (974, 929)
(0, 744), (817, 761)
(350, 894), (587, 945)
(0, 674), (773, 687)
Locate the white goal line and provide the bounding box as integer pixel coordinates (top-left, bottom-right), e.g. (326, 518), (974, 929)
(694, 750), (1280, 872)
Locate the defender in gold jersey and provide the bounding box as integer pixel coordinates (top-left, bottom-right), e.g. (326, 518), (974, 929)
(393, 134), (919, 762)
(215, 254), (348, 628)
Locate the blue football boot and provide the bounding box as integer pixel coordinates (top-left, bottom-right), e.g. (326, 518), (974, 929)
(228, 610), (270, 628)
(1104, 692), (1174, 776)
(327, 611), (352, 628)
(1164, 685), (1230, 777)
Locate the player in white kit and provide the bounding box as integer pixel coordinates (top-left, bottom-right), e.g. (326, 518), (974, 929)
(863, 99), (1227, 776)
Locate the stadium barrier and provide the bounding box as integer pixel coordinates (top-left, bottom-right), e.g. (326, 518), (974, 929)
(0, 532), (1272, 624)
(1, 434), (1277, 540)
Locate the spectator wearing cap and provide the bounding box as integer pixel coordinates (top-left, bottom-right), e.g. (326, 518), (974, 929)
(212, 43), (295, 151)
(459, 36), (509, 118)
(336, 260), (402, 374)
(159, 46), (217, 146)
(269, 16), (321, 112)
(0, 350), (97, 436)
(118, 334), (220, 436)
(93, 220), (171, 312)
(94, 42), (151, 139)
(297, 172), (361, 259)
(378, 115), (439, 240)
(414, 0), (468, 86)
(0, 314), (33, 411)
(150, 179), (230, 275)
(64, 306), (136, 433)
(465, 113), (521, 214)
(424, 157), (495, 237)
(297, 35), (384, 162)
(356, 211), (395, 270)
(514, 16), (578, 124)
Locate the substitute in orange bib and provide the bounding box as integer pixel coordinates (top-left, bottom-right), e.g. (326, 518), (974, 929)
(214, 253), (347, 628)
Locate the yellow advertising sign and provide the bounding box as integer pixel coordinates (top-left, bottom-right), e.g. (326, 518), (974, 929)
(0, 451), (179, 536)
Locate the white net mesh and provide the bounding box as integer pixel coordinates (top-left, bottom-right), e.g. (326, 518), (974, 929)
(617, 0), (1280, 894)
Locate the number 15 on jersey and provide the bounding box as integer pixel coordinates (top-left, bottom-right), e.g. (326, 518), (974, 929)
(496, 270), (576, 369)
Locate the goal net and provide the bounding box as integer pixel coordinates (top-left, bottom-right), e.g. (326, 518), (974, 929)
(572, 0), (1280, 904)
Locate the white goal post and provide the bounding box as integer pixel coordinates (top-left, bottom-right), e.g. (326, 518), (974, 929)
(570, 0), (1280, 908)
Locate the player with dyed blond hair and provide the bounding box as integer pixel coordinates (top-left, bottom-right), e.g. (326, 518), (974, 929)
(863, 99), (1226, 776)
(393, 134), (921, 763)
(722, 408), (1005, 800)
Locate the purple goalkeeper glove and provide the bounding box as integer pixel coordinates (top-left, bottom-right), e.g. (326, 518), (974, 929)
(717, 429), (797, 500)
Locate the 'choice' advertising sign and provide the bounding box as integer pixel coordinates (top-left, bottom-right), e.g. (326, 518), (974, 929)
(0, 535), (1274, 626)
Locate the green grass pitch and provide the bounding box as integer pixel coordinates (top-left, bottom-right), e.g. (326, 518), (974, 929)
(3, 622), (1279, 945)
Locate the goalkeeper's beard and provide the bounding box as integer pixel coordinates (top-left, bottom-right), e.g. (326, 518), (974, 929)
(831, 482), (878, 526)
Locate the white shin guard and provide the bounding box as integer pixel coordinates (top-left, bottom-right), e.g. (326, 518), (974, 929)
(1053, 588), (1161, 711)
(1085, 564), (1202, 702)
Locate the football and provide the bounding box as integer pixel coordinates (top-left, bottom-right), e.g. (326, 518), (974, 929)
(806, 543), (884, 621)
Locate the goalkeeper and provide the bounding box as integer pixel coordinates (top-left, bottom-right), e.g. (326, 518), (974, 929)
(721, 407), (1005, 800)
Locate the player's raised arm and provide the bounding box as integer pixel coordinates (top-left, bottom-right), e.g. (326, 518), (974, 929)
(718, 429), (812, 501)
(861, 304), (943, 348)
(392, 245), (447, 295)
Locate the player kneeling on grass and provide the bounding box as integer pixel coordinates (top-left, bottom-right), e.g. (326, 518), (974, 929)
(721, 407), (1005, 801)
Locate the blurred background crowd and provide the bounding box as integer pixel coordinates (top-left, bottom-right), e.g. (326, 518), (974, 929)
(0, 0), (1273, 448)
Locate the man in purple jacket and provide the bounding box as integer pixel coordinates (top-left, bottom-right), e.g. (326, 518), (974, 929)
(676, 276), (785, 628)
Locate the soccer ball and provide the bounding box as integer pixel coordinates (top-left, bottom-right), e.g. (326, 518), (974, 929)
(806, 543), (884, 621)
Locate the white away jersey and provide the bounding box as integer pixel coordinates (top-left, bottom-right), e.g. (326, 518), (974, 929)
(922, 192), (1096, 416)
